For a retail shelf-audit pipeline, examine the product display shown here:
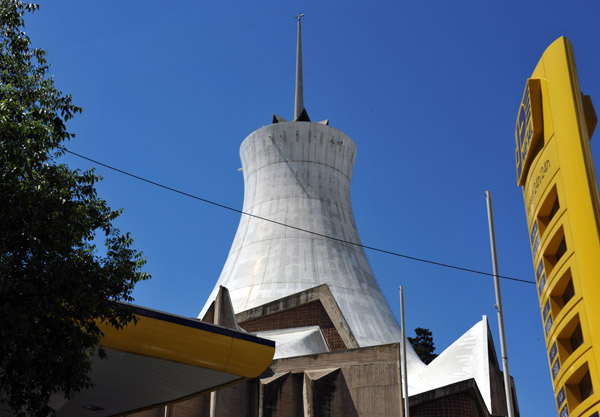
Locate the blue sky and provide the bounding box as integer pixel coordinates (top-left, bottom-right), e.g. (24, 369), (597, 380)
(26, 1), (600, 416)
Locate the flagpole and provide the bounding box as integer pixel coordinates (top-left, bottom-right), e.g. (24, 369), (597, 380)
(485, 190), (515, 417)
(399, 286), (410, 417)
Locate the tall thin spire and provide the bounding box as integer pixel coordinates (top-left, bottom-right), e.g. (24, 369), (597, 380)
(294, 12), (304, 120)
(273, 13), (319, 125)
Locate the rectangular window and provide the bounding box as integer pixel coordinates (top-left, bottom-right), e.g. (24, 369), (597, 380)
(544, 299), (551, 320)
(531, 220), (538, 244)
(537, 260), (545, 282)
(533, 235), (541, 259)
(550, 341), (558, 363)
(558, 386), (566, 408)
(539, 273), (547, 295)
(546, 314), (553, 336)
(553, 358), (561, 380)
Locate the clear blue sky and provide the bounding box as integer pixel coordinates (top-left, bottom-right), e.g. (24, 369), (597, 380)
(27, 1), (600, 416)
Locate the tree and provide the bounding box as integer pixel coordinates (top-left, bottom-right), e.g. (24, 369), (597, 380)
(0, 2), (149, 415)
(408, 327), (438, 364)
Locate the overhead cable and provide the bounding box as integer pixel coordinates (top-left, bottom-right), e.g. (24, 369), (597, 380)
(64, 149), (536, 285)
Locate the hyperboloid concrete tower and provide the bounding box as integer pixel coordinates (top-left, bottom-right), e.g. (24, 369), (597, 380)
(199, 16), (403, 348)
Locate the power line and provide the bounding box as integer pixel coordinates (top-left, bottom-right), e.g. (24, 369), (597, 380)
(64, 149), (536, 285)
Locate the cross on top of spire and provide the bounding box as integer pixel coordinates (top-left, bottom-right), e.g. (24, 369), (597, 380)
(295, 12), (304, 22)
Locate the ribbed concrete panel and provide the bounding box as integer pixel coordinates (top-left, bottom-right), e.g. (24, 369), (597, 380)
(200, 121), (406, 348)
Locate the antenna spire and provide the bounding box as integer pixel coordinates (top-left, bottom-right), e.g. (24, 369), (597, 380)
(294, 12), (306, 121)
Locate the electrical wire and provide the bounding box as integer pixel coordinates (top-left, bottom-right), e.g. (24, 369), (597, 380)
(64, 149), (536, 285)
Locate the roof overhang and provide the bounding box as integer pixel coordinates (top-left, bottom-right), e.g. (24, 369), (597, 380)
(51, 304), (275, 417)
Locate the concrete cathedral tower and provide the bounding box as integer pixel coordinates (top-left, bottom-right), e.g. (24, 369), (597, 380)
(199, 14), (403, 348)
(169, 16), (518, 417)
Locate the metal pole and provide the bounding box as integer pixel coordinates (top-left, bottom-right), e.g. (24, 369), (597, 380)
(399, 286), (410, 417)
(485, 190), (515, 417)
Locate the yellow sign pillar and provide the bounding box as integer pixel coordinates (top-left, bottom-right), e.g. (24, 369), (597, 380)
(516, 37), (599, 417)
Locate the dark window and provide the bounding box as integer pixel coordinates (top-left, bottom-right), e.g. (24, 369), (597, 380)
(570, 323), (584, 352)
(538, 185), (560, 236)
(544, 227), (568, 274)
(549, 195), (560, 222)
(562, 279), (575, 305)
(555, 236), (567, 263)
(579, 370), (594, 401)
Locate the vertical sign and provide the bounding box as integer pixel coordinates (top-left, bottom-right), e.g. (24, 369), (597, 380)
(516, 37), (599, 417)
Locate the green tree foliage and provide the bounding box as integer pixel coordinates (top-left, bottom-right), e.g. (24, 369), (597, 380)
(408, 327), (438, 364)
(0, 2), (149, 415)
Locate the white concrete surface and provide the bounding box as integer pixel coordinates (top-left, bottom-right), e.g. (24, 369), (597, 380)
(200, 121), (409, 349)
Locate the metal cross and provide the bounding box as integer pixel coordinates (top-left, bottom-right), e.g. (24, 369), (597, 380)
(295, 12), (304, 21)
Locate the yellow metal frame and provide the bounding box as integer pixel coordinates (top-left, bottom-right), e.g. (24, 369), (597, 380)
(516, 37), (600, 417)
